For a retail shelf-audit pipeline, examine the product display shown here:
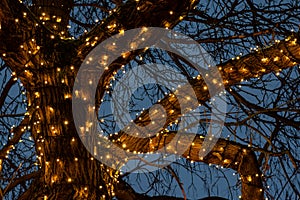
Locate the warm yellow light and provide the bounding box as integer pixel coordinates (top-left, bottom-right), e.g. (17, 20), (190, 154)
(247, 176), (252, 182)
(64, 94), (70, 99)
(35, 92), (40, 98)
(49, 107), (54, 112)
(165, 22), (170, 28)
(223, 159), (230, 164)
(119, 29), (125, 35)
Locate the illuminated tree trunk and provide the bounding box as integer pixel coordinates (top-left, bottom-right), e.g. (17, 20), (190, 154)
(21, 69), (116, 199)
(1, 1), (117, 199)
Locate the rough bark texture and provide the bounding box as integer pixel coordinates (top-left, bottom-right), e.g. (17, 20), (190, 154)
(0, 0), (299, 199)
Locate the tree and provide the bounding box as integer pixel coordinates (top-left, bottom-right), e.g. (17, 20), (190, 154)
(0, 0), (299, 199)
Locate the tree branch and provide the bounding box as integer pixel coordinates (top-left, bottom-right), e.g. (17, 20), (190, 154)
(0, 114), (31, 159)
(112, 131), (264, 200)
(115, 178), (229, 200)
(75, 0), (199, 62)
(2, 169), (40, 196)
(229, 88), (300, 130)
(0, 0), (48, 86)
(108, 34), (300, 200)
(0, 76), (17, 108)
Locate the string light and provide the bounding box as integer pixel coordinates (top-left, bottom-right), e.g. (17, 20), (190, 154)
(247, 176), (252, 182)
(0, 6), (298, 200)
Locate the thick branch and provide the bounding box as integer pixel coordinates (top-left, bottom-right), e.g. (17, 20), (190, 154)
(0, 0), (48, 87)
(133, 34), (300, 129)
(75, 0), (199, 62)
(108, 35), (300, 200)
(112, 131), (264, 200)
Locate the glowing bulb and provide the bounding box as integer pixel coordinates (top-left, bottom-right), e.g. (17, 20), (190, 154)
(247, 176), (252, 182)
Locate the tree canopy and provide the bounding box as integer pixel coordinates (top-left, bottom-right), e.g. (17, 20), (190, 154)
(0, 0), (299, 199)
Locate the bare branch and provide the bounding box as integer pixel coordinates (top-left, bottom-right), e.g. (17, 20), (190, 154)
(2, 171), (40, 196)
(0, 114), (30, 159)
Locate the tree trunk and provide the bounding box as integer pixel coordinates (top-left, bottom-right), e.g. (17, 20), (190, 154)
(0, 0), (112, 199)
(20, 70), (116, 199)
